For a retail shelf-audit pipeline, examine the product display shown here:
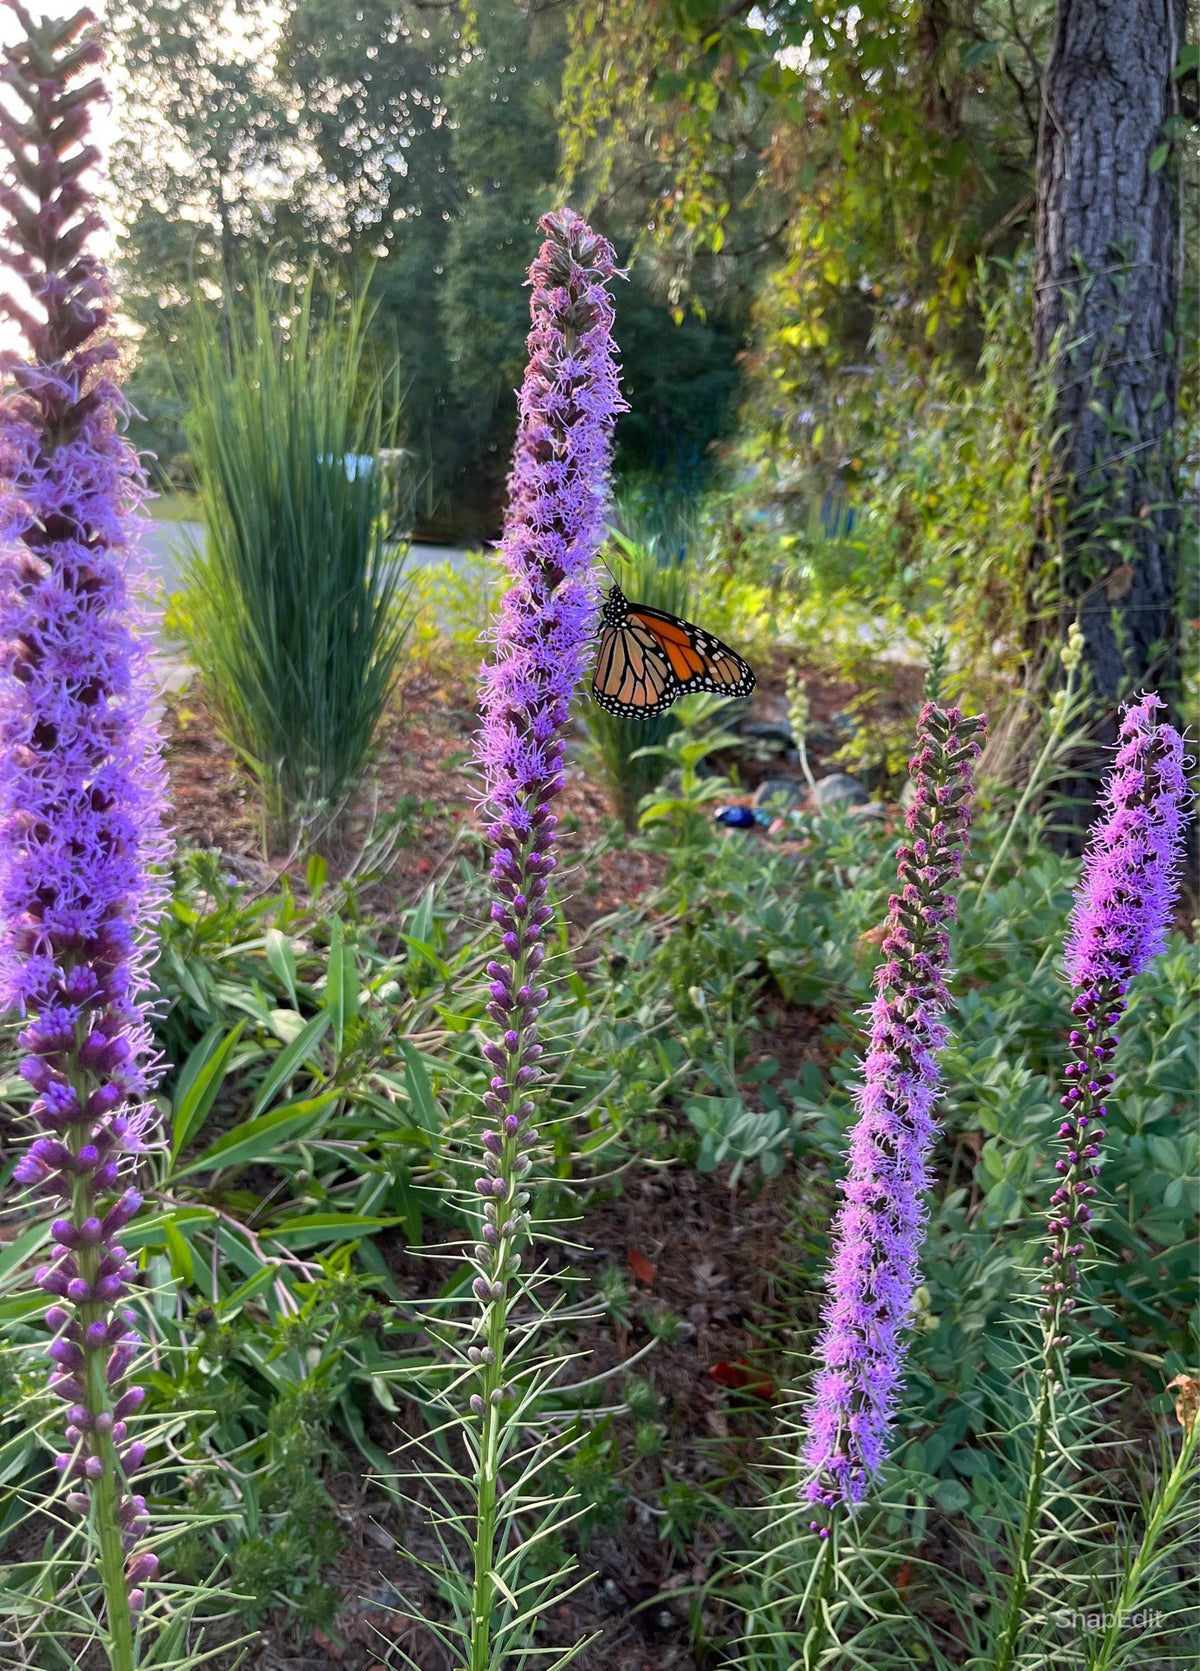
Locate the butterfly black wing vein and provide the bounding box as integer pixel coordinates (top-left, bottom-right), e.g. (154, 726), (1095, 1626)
(591, 585), (756, 719)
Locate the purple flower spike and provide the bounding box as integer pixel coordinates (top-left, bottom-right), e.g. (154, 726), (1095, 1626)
(1042, 693), (1190, 1370)
(801, 703), (986, 1512)
(469, 208), (623, 1377)
(0, 2), (171, 1626)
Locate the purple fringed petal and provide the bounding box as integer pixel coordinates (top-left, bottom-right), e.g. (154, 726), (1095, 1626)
(1042, 693), (1191, 1366)
(801, 703), (985, 1512)
(0, 5), (173, 1607)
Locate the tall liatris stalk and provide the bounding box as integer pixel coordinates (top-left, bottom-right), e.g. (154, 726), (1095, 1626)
(0, 5), (171, 1661)
(1042, 692), (1190, 1369)
(469, 207), (624, 1668)
(801, 702), (985, 1515)
(992, 692), (1190, 1671)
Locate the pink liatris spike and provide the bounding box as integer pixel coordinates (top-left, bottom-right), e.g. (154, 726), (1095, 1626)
(801, 702), (986, 1515)
(1042, 693), (1190, 1372)
(470, 207), (625, 1327)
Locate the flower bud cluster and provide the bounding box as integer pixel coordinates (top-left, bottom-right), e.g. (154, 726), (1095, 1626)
(0, 7), (171, 1610)
(470, 209), (623, 1397)
(1043, 694), (1189, 1371)
(802, 703), (985, 1515)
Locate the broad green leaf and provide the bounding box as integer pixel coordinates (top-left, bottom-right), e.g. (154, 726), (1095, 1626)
(306, 852), (327, 899)
(170, 1023), (245, 1160)
(164, 1219), (196, 1286)
(264, 926), (298, 1007)
(172, 1093), (335, 1179)
(268, 1008), (308, 1044)
(252, 1010), (331, 1116)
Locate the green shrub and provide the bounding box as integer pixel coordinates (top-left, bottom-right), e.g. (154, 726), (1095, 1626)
(174, 272), (412, 838)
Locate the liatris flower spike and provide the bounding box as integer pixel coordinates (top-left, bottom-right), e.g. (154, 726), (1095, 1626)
(1042, 692), (1189, 1374)
(802, 702), (986, 1517)
(0, 2), (171, 1656)
(467, 208), (624, 1661)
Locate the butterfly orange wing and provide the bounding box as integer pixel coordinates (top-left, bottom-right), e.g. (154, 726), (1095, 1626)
(591, 600), (755, 719)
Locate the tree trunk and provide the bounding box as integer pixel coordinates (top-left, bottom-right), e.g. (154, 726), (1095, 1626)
(1033, 0), (1185, 724)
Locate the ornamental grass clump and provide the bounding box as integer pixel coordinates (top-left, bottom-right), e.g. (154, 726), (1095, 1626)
(801, 701), (986, 1514)
(463, 205), (624, 1669)
(178, 271), (410, 841)
(0, 3), (171, 1660)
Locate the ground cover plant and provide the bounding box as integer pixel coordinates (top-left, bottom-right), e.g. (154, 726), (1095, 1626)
(0, 5), (1196, 1671)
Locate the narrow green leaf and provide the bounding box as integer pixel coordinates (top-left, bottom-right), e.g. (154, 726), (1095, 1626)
(265, 1211), (394, 1248)
(0, 1219), (50, 1289)
(325, 916), (355, 1051)
(252, 1010), (331, 1116)
(172, 1093), (335, 1179)
(402, 1045), (441, 1137)
(164, 1219), (196, 1286)
(170, 1023), (245, 1160)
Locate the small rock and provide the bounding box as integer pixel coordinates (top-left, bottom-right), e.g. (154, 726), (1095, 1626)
(752, 776), (808, 813)
(813, 772), (870, 808)
(738, 719), (795, 748)
(899, 778), (918, 810)
(849, 800), (887, 821)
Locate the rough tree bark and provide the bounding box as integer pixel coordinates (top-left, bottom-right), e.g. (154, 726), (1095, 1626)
(1033, 0), (1185, 720)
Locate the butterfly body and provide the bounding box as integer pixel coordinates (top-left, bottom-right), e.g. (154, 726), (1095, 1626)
(591, 584), (756, 719)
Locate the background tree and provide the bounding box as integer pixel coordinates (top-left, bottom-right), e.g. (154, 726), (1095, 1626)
(1032, 0), (1190, 721)
(109, 0), (748, 535)
(108, 0), (297, 472)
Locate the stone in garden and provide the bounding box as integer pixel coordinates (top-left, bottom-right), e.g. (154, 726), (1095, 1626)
(813, 772), (870, 808)
(753, 776), (809, 813)
(739, 718), (795, 748)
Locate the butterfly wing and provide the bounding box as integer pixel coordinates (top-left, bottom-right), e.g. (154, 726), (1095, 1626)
(623, 604), (756, 701)
(592, 617), (683, 718)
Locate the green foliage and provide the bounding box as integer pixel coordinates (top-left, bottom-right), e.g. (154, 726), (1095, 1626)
(172, 273), (413, 837)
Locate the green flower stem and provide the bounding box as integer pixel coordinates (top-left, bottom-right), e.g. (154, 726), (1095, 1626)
(800, 1530), (836, 1671)
(992, 1368), (1054, 1671)
(71, 1140), (135, 1671)
(1088, 1415), (1200, 1671)
(468, 943), (533, 1671)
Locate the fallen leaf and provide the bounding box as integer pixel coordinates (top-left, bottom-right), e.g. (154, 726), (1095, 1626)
(707, 1359), (775, 1400)
(627, 1247), (656, 1286)
(894, 1559), (912, 1591)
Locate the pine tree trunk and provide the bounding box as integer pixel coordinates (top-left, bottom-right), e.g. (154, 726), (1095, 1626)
(1033, 0), (1185, 718)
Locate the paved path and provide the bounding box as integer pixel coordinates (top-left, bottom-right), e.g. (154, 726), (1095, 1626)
(141, 519), (474, 597)
(141, 519), (478, 693)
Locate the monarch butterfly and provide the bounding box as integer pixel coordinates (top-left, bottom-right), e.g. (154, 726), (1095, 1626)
(591, 584), (756, 719)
